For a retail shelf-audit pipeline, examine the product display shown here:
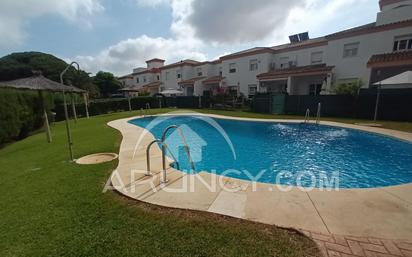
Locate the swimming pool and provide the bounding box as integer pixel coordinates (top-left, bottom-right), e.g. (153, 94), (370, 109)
(129, 115), (412, 189)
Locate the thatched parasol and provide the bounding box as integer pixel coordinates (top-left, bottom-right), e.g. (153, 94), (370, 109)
(0, 73), (89, 145)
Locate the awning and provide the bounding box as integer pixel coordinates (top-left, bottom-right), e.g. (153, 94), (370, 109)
(119, 86), (140, 92)
(203, 76), (224, 85)
(178, 76), (206, 86)
(160, 89), (184, 95)
(142, 81), (162, 89)
(373, 71), (412, 88)
(257, 64), (334, 80)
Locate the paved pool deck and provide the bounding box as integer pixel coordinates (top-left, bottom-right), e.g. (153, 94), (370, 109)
(107, 113), (412, 257)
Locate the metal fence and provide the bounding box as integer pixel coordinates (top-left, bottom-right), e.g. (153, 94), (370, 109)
(252, 89), (412, 121)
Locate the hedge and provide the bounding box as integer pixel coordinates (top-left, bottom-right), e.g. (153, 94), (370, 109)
(0, 88), (52, 145)
(54, 97), (159, 121)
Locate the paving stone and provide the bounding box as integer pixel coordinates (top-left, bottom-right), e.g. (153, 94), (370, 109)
(314, 239), (328, 257)
(326, 242), (353, 255)
(346, 236), (372, 243)
(400, 249), (412, 257)
(364, 250), (379, 257)
(329, 250), (342, 257)
(360, 243), (388, 254)
(312, 232), (335, 243)
(334, 235), (349, 246)
(396, 242), (412, 251)
(381, 240), (403, 256)
(347, 240), (365, 256)
(369, 238), (383, 245)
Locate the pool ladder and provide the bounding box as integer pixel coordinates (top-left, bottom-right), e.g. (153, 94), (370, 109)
(316, 102), (322, 125)
(304, 103), (322, 124)
(145, 125), (196, 183)
(304, 109), (310, 123)
(140, 103), (151, 117)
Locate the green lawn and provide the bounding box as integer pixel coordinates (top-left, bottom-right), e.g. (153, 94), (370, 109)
(0, 109), (321, 257)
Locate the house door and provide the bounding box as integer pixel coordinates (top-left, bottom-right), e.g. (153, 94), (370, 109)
(186, 86), (194, 96)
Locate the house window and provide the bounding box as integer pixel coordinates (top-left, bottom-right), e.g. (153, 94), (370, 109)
(197, 67), (203, 76)
(143, 76), (146, 83)
(248, 84), (257, 95)
(249, 59), (258, 71)
(280, 57), (289, 68)
(229, 63), (236, 73)
(165, 72), (169, 80)
(136, 77), (139, 83)
(393, 35), (412, 52)
(157, 75), (160, 81)
(311, 51), (323, 64)
(219, 67), (223, 76)
(343, 42), (359, 58)
(177, 70), (181, 79)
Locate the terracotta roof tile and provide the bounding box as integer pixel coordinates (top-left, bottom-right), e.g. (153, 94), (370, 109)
(367, 50), (412, 67)
(257, 64), (334, 80)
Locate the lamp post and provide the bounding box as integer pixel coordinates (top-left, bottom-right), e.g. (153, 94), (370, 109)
(60, 62), (80, 161)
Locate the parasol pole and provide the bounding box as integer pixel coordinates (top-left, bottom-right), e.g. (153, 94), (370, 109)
(38, 90), (52, 143)
(60, 62), (80, 161)
(83, 92), (89, 119)
(71, 93), (78, 122)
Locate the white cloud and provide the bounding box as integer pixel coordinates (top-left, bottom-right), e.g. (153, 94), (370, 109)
(74, 35), (206, 75)
(73, 0), (378, 75)
(136, 0), (170, 7)
(187, 0), (305, 44)
(0, 0), (103, 47)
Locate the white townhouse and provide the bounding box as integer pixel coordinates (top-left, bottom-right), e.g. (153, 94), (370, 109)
(119, 0), (412, 97)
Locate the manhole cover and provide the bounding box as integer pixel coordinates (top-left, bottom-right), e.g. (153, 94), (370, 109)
(76, 153), (118, 165)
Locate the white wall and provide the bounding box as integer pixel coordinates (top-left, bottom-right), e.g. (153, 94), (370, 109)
(377, 0), (412, 25)
(161, 66), (180, 90)
(273, 45), (327, 69)
(221, 52), (273, 95)
(326, 26), (412, 86)
(147, 61), (164, 69)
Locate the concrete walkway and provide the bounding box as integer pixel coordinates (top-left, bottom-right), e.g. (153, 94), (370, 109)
(107, 113), (412, 256)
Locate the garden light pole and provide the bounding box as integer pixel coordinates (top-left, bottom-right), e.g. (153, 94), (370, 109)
(60, 62), (80, 161)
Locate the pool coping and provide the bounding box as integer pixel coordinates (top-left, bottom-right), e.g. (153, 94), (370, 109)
(107, 112), (412, 242)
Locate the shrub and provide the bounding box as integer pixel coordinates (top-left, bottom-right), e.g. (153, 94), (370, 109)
(0, 88), (51, 145)
(333, 79), (364, 96)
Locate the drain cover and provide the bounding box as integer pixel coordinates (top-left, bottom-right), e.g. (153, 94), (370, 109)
(75, 153), (118, 165)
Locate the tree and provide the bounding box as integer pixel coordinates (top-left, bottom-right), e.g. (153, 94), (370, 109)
(0, 51), (96, 95)
(93, 71), (121, 98)
(333, 79), (363, 96)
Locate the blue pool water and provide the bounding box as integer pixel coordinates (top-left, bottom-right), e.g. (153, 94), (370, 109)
(129, 115), (412, 188)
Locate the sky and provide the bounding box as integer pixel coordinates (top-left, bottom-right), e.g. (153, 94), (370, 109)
(0, 0), (379, 76)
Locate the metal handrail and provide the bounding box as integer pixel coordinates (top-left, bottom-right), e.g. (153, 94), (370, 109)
(316, 103), (322, 125)
(146, 139), (180, 183)
(161, 125), (196, 171)
(304, 109), (310, 123)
